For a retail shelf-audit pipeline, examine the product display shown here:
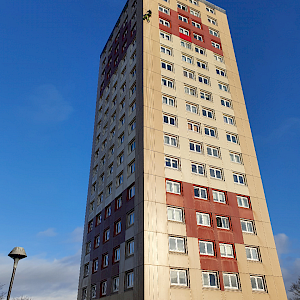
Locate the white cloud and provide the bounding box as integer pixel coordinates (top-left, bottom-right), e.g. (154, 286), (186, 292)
(20, 84), (73, 123)
(0, 251), (80, 300)
(275, 233), (290, 255)
(68, 227), (83, 243)
(37, 228), (57, 237)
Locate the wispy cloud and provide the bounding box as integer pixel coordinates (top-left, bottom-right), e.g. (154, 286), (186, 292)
(0, 251), (80, 300)
(37, 228), (57, 237)
(20, 84), (73, 123)
(275, 233), (290, 255)
(67, 227), (83, 243)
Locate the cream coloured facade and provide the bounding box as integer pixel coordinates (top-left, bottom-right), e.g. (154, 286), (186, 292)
(77, 0), (287, 299)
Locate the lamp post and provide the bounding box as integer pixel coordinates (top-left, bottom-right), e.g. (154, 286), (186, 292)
(7, 247), (27, 300)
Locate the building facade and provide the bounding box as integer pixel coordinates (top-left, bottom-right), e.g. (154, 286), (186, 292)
(77, 0), (287, 299)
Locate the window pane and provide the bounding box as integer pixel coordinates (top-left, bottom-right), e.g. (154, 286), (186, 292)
(209, 273), (216, 286)
(177, 239), (185, 252)
(170, 271), (178, 284)
(179, 271), (187, 285)
(169, 238), (176, 251)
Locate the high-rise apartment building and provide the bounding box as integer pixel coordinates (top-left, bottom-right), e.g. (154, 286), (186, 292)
(77, 0), (287, 299)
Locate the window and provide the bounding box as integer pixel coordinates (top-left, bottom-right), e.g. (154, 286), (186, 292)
(118, 152), (124, 165)
(195, 46), (205, 55)
(194, 186), (207, 199)
(86, 242), (91, 255)
(200, 90), (211, 101)
(108, 164), (114, 175)
(114, 247), (120, 262)
(167, 207), (183, 222)
(186, 102), (198, 113)
(206, 6), (215, 14)
(178, 14), (188, 23)
(246, 246), (260, 261)
(182, 54), (193, 64)
(112, 276), (119, 292)
(187, 121), (200, 132)
(159, 5), (169, 14)
(237, 195), (249, 208)
(212, 41), (221, 49)
(129, 119), (136, 132)
(101, 281), (107, 296)
(189, 0), (198, 5)
(162, 77), (174, 88)
(213, 190), (225, 203)
(82, 287), (87, 300)
(179, 27), (189, 36)
(199, 241), (214, 256)
(162, 95), (175, 106)
(220, 243), (234, 258)
(88, 220), (94, 233)
(196, 212), (211, 226)
(127, 210), (134, 227)
(164, 134), (178, 147)
(250, 276), (265, 291)
(129, 160), (135, 174)
(202, 108), (214, 118)
(163, 114), (176, 126)
(127, 239), (134, 256)
(209, 28), (219, 37)
(126, 271), (134, 289)
(129, 185), (135, 198)
(226, 133), (238, 143)
(166, 180), (181, 194)
(94, 235), (100, 248)
(84, 263), (89, 277)
(161, 45), (172, 55)
(216, 216), (230, 229)
(207, 145), (219, 158)
(119, 115), (125, 127)
(177, 3), (187, 11)
(210, 167), (222, 179)
(129, 139), (136, 153)
(102, 253), (109, 268)
(233, 173), (246, 185)
(204, 126), (216, 137)
(193, 33), (203, 41)
(129, 101), (136, 113)
(230, 152), (242, 164)
(224, 115), (235, 125)
(202, 271), (218, 288)
(181, 40), (192, 49)
(218, 82), (229, 92)
(96, 213), (102, 226)
(118, 133), (125, 145)
(192, 20), (201, 29)
(161, 60), (173, 71)
(115, 220), (122, 235)
(216, 67), (226, 77)
(197, 60), (207, 69)
(190, 9), (200, 17)
(208, 16), (217, 25)
(91, 284), (97, 299)
(189, 140), (202, 153)
(120, 99), (125, 110)
(93, 259), (99, 273)
(198, 74), (209, 85)
(183, 69), (194, 79)
(170, 269), (188, 286)
(159, 18), (170, 27)
(241, 219), (254, 233)
(223, 273), (239, 289)
(184, 85), (197, 96)
(214, 54), (224, 63)
(169, 236), (185, 253)
(104, 228), (110, 242)
(160, 30), (171, 40)
(105, 205), (111, 218)
(191, 162), (205, 175)
(165, 156), (179, 169)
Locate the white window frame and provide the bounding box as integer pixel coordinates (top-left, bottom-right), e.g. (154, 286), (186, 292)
(165, 156), (179, 170)
(212, 190), (226, 203)
(204, 126), (216, 137)
(186, 102), (198, 113)
(233, 173), (246, 185)
(216, 216), (230, 230)
(208, 16), (217, 25)
(183, 69), (195, 79)
(162, 77), (174, 88)
(167, 206), (183, 222)
(179, 27), (189, 36)
(178, 14), (188, 23)
(209, 28), (219, 37)
(223, 114), (235, 125)
(164, 134), (178, 147)
(195, 46), (205, 55)
(159, 18), (170, 27)
(221, 98), (231, 108)
(190, 9), (200, 17)
(160, 30), (171, 41)
(129, 185), (135, 198)
(194, 186), (207, 200)
(220, 243), (234, 258)
(230, 152), (242, 164)
(181, 40), (192, 49)
(246, 246), (260, 261)
(207, 145), (219, 158)
(237, 195), (249, 208)
(158, 5), (170, 14)
(226, 132), (238, 144)
(189, 140), (202, 153)
(177, 3), (187, 11)
(162, 95), (175, 106)
(198, 74), (210, 85)
(218, 82), (229, 92)
(170, 269), (188, 286)
(161, 45), (172, 55)
(187, 120), (200, 132)
(184, 85), (197, 96)
(126, 239), (135, 256)
(91, 284), (97, 299)
(212, 41), (221, 49)
(197, 60), (208, 69)
(182, 54), (193, 64)
(209, 167), (223, 180)
(223, 273), (239, 290)
(250, 276), (265, 291)
(166, 180), (181, 194)
(202, 271), (218, 288)
(193, 33), (203, 41)
(199, 240), (214, 256)
(191, 162), (205, 175)
(192, 20), (201, 29)
(163, 114), (176, 126)
(126, 271), (134, 289)
(196, 212), (211, 226)
(241, 219), (255, 234)
(169, 236), (186, 253)
(202, 107), (214, 118)
(200, 90), (211, 101)
(216, 67), (226, 77)
(112, 276), (120, 292)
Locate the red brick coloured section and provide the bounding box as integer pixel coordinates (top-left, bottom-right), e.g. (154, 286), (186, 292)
(159, 7), (223, 56)
(166, 180), (254, 291)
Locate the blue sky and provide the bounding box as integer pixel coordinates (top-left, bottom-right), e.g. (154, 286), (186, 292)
(0, 0), (299, 298)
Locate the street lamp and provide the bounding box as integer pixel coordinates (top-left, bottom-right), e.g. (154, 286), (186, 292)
(7, 247), (27, 300)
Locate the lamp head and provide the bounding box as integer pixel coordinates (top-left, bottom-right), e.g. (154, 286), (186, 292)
(8, 247), (27, 260)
